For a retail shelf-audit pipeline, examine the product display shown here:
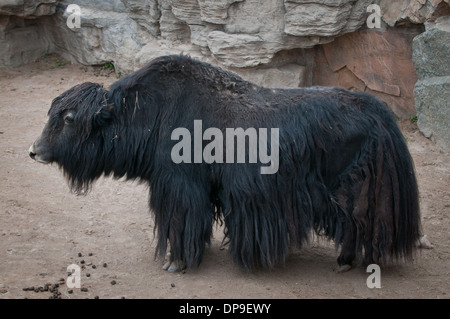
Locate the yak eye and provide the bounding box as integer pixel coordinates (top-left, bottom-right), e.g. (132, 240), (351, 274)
(64, 113), (74, 125)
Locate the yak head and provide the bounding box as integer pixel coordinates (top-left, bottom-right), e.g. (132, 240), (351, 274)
(29, 82), (115, 193)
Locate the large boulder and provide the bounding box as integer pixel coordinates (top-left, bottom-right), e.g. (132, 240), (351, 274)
(414, 76), (450, 151)
(413, 15), (450, 151)
(45, 2), (152, 74)
(284, 0), (373, 37)
(412, 15), (450, 79)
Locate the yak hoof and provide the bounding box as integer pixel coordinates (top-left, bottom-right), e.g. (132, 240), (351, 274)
(334, 264), (352, 273)
(416, 235), (434, 249)
(162, 253), (186, 272)
(162, 260), (172, 271)
(162, 260), (186, 272)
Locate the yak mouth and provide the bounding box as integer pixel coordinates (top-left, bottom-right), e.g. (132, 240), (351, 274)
(28, 143), (51, 164)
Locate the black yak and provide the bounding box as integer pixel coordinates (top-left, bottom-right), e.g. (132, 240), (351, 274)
(29, 54), (421, 272)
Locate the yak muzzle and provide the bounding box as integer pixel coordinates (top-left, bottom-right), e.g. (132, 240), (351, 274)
(28, 145), (36, 160)
(28, 142), (50, 164)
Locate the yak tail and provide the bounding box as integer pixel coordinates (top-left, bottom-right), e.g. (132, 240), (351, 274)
(349, 94), (422, 265)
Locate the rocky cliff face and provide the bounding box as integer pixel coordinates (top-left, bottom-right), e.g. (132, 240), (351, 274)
(1, 0), (449, 148)
(413, 15), (450, 151)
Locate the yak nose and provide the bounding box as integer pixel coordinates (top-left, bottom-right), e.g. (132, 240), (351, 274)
(28, 145), (36, 160)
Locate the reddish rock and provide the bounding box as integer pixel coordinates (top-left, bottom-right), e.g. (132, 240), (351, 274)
(313, 27), (423, 118)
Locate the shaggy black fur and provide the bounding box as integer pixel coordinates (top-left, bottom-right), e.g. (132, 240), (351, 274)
(30, 55), (421, 271)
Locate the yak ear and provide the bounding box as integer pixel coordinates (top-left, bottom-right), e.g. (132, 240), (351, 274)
(94, 103), (115, 127)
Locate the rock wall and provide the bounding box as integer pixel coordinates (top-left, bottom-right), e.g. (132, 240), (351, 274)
(1, 0), (449, 148)
(0, 0), (58, 17)
(413, 15), (450, 151)
(0, 0), (375, 71)
(313, 26), (423, 118)
(0, 0), (57, 67)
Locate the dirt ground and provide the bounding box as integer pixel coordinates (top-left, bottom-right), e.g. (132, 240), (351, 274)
(0, 56), (449, 299)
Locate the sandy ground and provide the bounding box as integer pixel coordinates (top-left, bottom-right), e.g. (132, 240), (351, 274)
(0, 56), (449, 299)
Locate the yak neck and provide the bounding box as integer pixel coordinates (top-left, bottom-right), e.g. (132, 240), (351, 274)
(102, 87), (161, 183)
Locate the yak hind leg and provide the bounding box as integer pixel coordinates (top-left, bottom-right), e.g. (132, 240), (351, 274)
(416, 235), (434, 249)
(334, 264), (352, 273)
(334, 224), (357, 273)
